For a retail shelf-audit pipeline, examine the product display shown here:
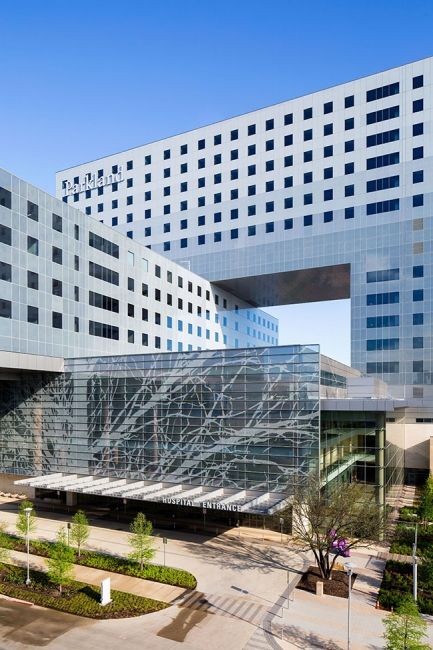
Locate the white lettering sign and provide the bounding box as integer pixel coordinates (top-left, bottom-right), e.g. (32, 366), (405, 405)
(161, 496), (242, 512)
(63, 167), (124, 197)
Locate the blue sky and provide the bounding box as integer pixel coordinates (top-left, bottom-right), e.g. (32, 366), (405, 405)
(2, 0), (432, 363)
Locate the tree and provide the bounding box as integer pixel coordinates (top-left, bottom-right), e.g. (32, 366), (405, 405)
(46, 527), (75, 595)
(291, 477), (387, 580)
(70, 510), (89, 558)
(418, 474), (433, 527)
(16, 500), (36, 538)
(128, 512), (155, 570)
(383, 597), (431, 650)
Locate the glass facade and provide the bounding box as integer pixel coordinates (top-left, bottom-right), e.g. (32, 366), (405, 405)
(0, 345), (320, 493)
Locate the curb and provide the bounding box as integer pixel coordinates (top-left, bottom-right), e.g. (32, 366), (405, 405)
(0, 594), (33, 606)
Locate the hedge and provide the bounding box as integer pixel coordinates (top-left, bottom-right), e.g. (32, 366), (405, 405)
(378, 560), (433, 615)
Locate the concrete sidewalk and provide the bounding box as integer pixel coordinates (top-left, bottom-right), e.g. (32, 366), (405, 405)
(7, 549), (187, 603)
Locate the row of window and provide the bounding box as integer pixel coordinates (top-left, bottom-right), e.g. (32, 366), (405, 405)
(66, 75), (425, 185)
(366, 290), (424, 305)
(367, 337), (424, 351)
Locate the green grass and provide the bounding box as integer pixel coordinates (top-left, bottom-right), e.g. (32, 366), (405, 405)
(0, 564), (167, 619)
(4, 533), (196, 589)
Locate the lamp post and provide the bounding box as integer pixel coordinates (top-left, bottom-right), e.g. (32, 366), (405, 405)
(24, 506), (32, 586)
(66, 521), (71, 547)
(279, 517), (284, 544)
(413, 542), (418, 602)
(413, 515), (418, 602)
(344, 562), (355, 650)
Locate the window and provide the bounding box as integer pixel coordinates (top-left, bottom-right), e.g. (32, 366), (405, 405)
(366, 81), (399, 102)
(230, 129), (238, 141)
(214, 134), (222, 145)
(198, 234), (205, 245)
(367, 152), (399, 169)
(413, 265), (424, 278)
(345, 95), (354, 108)
(231, 208), (238, 219)
(413, 289), (424, 301)
(248, 205), (256, 215)
(0, 300), (11, 319)
(284, 197), (293, 209)
(324, 145), (333, 158)
(214, 212), (222, 223)
(214, 231), (221, 242)
(27, 236), (38, 256)
(248, 225), (256, 236)
(198, 138), (205, 150)
(180, 238), (187, 248)
(413, 194), (424, 207)
(52, 312), (62, 329)
(27, 306), (38, 324)
(324, 189), (333, 200)
(366, 175), (399, 192)
(52, 246), (62, 265)
(324, 101), (333, 114)
(367, 362), (399, 374)
(0, 261), (11, 282)
(284, 134), (293, 146)
(74, 285), (79, 301)
(413, 123), (423, 136)
(231, 169), (238, 180)
(413, 337), (423, 349)
(248, 164), (256, 176)
(230, 228), (238, 239)
(345, 162), (354, 175)
(89, 291), (119, 313)
(345, 207), (354, 219)
(142, 333), (148, 346)
(265, 118), (274, 130)
(413, 147), (424, 160)
(366, 291), (399, 305)
(0, 225), (11, 246)
(27, 201), (38, 221)
(413, 313), (424, 325)
(304, 129), (313, 141)
(324, 167), (333, 179)
(324, 123), (333, 136)
(285, 176), (293, 188)
(366, 128), (399, 147)
(266, 201), (274, 212)
(367, 315), (399, 328)
(285, 155), (293, 167)
(284, 218), (293, 230)
(27, 270), (38, 289)
(304, 150), (312, 162)
(248, 124), (256, 135)
(180, 144), (187, 155)
(413, 170), (424, 184)
(52, 213), (62, 232)
(74, 255), (79, 271)
(324, 210), (333, 223)
(413, 75), (423, 89)
(345, 140), (354, 153)
(266, 222), (274, 233)
(142, 308), (148, 321)
(265, 180), (274, 192)
(0, 187), (11, 209)
(304, 107), (312, 119)
(89, 320), (119, 340)
(304, 215), (313, 227)
(89, 261), (119, 286)
(265, 160), (274, 172)
(413, 99), (423, 113)
(52, 278), (62, 296)
(366, 338), (399, 351)
(366, 199), (399, 215)
(345, 117), (354, 130)
(89, 232), (119, 258)
(366, 106), (399, 124)
(284, 113), (293, 125)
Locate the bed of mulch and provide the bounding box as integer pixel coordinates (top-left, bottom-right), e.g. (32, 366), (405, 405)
(296, 565), (357, 599)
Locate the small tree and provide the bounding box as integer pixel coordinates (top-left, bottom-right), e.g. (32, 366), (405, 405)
(291, 477), (387, 580)
(418, 474), (433, 528)
(47, 527), (75, 595)
(128, 512), (155, 570)
(70, 510), (89, 558)
(16, 500), (36, 538)
(383, 597), (431, 650)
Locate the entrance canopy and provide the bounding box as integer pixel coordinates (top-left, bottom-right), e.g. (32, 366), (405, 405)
(15, 474), (290, 515)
